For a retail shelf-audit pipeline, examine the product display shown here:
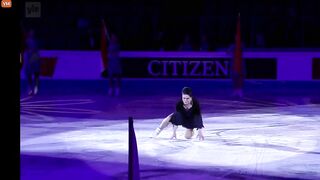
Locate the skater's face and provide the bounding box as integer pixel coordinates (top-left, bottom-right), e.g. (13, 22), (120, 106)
(182, 94), (192, 105)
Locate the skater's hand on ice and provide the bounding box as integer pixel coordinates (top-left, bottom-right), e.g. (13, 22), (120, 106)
(170, 133), (177, 139)
(197, 134), (204, 141)
(197, 129), (204, 141)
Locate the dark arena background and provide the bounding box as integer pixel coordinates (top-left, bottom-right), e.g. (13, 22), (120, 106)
(19, 0), (320, 179)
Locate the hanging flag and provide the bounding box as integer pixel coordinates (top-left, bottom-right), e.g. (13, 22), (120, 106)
(100, 19), (110, 77)
(40, 57), (57, 77)
(234, 13), (242, 74)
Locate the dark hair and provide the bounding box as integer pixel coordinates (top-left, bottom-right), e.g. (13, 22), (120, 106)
(182, 87), (192, 96)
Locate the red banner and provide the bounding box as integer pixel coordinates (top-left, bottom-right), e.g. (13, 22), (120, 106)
(40, 57), (57, 77)
(101, 19), (109, 70)
(234, 14), (242, 74)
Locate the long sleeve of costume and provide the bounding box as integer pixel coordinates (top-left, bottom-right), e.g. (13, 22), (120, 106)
(192, 99), (204, 129)
(175, 101), (183, 112)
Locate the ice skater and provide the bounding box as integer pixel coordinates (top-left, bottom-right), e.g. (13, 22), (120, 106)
(23, 28), (41, 95)
(107, 33), (122, 96)
(154, 87), (204, 140)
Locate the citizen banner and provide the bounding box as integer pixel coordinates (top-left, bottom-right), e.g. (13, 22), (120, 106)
(122, 58), (230, 79)
(121, 57), (277, 79)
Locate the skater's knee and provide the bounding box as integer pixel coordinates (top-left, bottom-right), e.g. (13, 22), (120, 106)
(185, 129), (193, 139)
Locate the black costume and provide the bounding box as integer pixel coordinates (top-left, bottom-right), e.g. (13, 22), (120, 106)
(169, 98), (204, 129)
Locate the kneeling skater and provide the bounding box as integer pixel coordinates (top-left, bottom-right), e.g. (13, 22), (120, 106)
(154, 87), (204, 140)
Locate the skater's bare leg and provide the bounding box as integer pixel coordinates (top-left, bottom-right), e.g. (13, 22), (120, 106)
(154, 113), (173, 136)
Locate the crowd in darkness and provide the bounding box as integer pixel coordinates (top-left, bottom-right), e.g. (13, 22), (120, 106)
(21, 0), (320, 50)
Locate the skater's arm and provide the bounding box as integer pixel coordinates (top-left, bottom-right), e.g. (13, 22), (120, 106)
(171, 125), (178, 139)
